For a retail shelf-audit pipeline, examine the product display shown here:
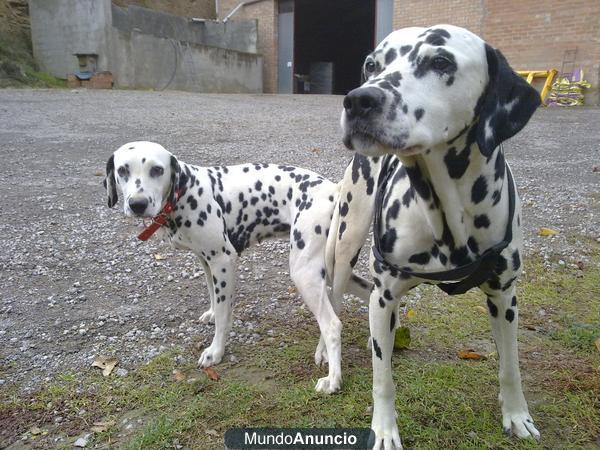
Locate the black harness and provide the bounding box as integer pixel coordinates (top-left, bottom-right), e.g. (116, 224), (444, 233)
(372, 153), (516, 296)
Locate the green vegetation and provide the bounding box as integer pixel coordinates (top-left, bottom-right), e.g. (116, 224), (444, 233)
(0, 27), (65, 88)
(2, 253), (598, 449)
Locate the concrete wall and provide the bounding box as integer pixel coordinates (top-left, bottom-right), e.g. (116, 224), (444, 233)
(393, 0), (600, 105)
(112, 0), (216, 20)
(111, 4), (257, 54)
(29, 0), (112, 78)
(203, 20), (257, 54)
(220, 0), (278, 93)
(29, 0), (262, 93)
(109, 27), (262, 92)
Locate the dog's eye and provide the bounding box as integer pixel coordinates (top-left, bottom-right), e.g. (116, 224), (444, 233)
(431, 56), (453, 72)
(150, 166), (164, 177)
(365, 61), (376, 73)
(117, 166), (128, 178)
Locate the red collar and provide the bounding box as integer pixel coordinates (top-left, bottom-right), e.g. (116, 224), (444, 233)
(137, 190), (183, 241)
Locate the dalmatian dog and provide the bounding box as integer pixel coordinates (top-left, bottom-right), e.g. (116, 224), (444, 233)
(326, 25), (541, 448)
(104, 142), (372, 393)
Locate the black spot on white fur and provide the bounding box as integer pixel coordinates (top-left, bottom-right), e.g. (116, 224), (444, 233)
(372, 338), (382, 359)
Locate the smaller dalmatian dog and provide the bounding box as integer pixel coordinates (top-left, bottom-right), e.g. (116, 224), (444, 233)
(327, 25), (541, 449)
(104, 142), (372, 393)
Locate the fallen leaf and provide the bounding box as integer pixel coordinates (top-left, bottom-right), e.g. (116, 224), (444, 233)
(406, 309), (415, 319)
(524, 324), (539, 331)
(592, 166), (600, 173)
(393, 327), (411, 350)
(94, 172), (104, 176)
(576, 261), (584, 270)
(90, 420), (115, 433)
(310, 147), (322, 154)
(154, 254), (167, 261)
(203, 367), (220, 381)
(173, 369), (186, 382)
(594, 338), (600, 353)
(475, 305), (487, 314)
(30, 426), (43, 435)
(288, 286), (297, 295)
(92, 356), (118, 376)
(206, 429), (219, 436)
(457, 350), (486, 360)
(538, 227), (558, 237)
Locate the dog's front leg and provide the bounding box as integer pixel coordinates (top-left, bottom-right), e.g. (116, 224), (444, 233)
(198, 258), (216, 324)
(369, 275), (410, 450)
(198, 252), (237, 367)
(485, 286), (540, 440)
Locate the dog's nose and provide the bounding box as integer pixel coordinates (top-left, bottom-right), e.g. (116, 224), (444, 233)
(128, 198), (149, 215)
(343, 87), (385, 119)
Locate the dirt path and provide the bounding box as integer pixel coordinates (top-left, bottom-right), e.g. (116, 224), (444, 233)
(0, 89), (598, 393)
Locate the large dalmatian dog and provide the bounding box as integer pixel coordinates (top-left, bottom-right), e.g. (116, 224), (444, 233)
(104, 142), (372, 393)
(325, 25), (541, 448)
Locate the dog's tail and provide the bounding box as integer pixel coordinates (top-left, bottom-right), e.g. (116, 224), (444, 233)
(346, 274), (373, 301)
(326, 155), (381, 304)
(324, 181), (342, 283)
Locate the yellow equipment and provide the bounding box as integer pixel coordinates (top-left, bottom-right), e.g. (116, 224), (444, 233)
(517, 70), (557, 105)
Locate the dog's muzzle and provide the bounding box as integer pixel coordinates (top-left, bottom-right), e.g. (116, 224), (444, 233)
(342, 87), (387, 151)
(343, 87), (386, 120)
(128, 197), (149, 216)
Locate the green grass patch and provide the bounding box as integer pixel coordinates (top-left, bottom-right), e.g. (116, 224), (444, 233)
(2, 253), (598, 449)
(0, 27), (66, 88)
(551, 322), (600, 353)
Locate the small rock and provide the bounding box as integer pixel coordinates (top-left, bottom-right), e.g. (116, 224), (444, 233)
(115, 368), (129, 377)
(74, 433), (91, 447)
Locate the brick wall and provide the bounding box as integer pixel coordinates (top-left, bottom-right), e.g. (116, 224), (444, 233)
(393, 0), (600, 105)
(220, 0), (277, 93)
(393, 0), (484, 35)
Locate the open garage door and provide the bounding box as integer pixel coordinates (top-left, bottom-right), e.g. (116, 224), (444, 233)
(293, 0), (375, 95)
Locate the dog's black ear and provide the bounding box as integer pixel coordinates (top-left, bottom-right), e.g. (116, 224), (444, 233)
(104, 154), (118, 208)
(475, 44), (541, 157)
(168, 155), (181, 204)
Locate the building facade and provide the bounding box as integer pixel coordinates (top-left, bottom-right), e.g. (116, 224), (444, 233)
(222, 0), (599, 104)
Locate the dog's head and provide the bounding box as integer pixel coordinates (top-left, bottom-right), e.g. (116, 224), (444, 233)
(104, 141), (180, 217)
(341, 24), (540, 158)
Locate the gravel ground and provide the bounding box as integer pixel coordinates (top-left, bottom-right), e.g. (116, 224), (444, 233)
(0, 89), (598, 392)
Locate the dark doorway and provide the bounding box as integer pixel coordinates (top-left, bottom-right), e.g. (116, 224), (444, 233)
(293, 0), (375, 95)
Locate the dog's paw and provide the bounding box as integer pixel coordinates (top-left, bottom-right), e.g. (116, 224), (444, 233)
(198, 345), (223, 367)
(314, 341), (329, 367)
(502, 411), (540, 440)
(315, 374), (341, 394)
(371, 406), (403, 450)
(499, 393), (540, 440)
(200, 309), (215, 324)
